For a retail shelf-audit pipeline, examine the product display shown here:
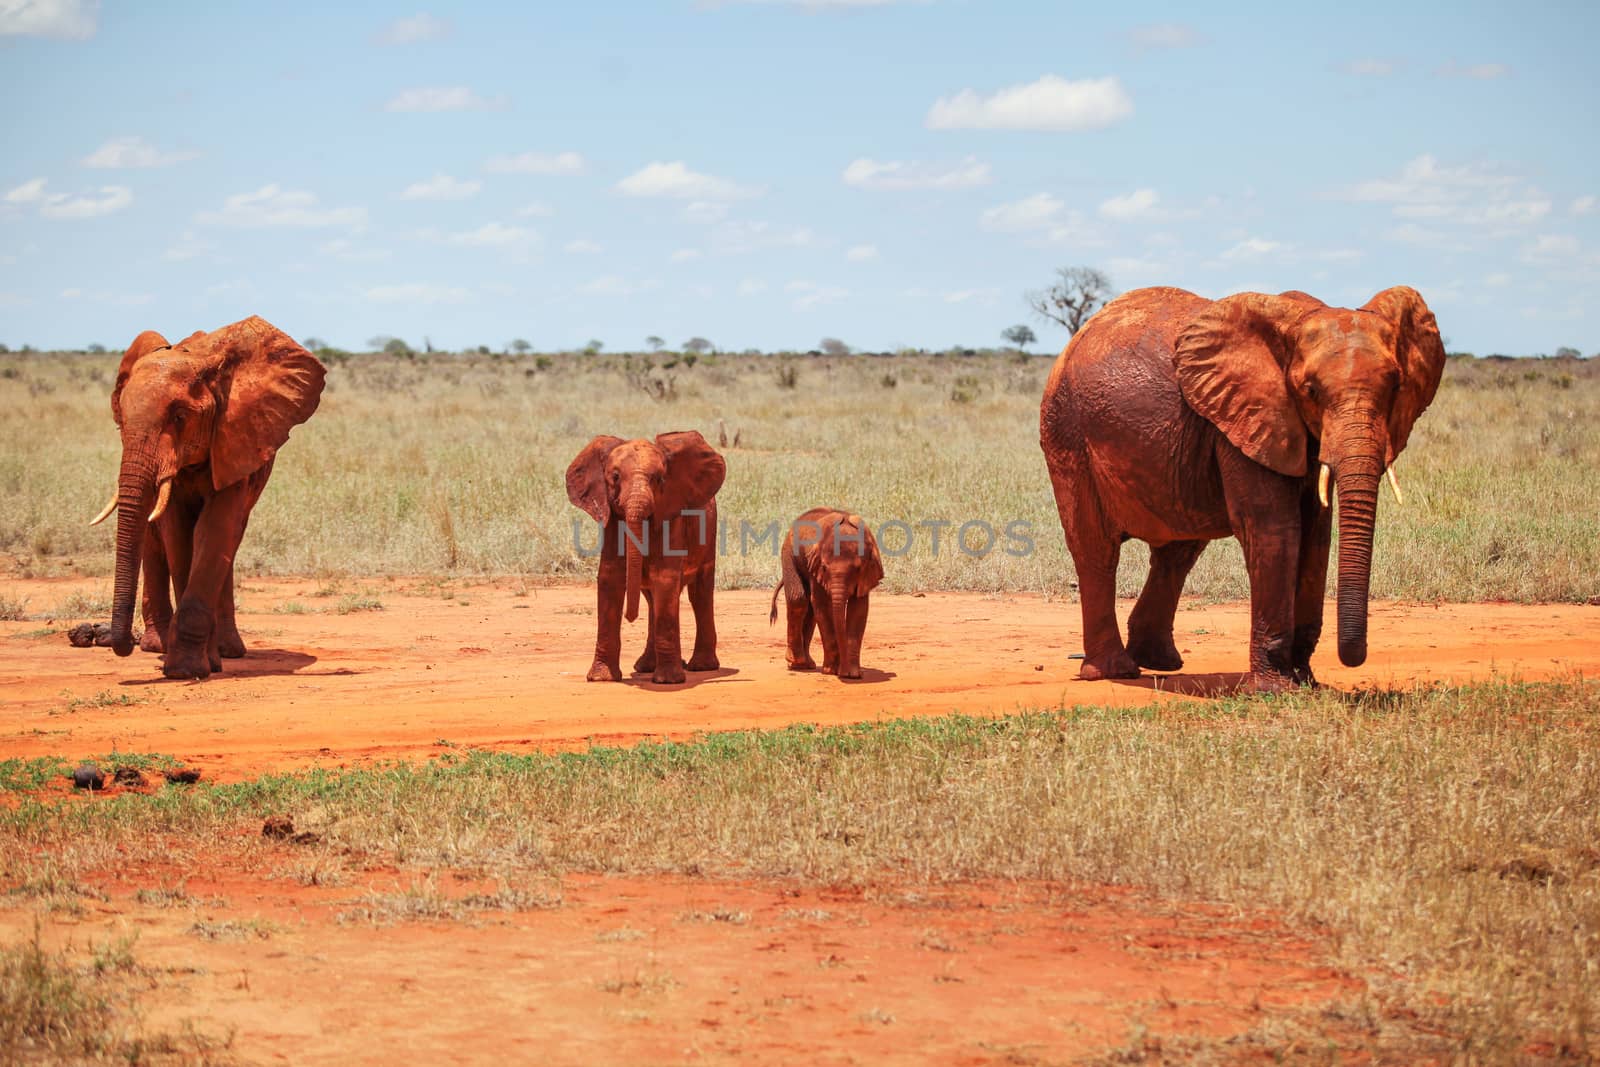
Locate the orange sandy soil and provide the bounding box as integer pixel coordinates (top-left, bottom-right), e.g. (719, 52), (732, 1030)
(3, 577), (1595, 1062)
(2, 577), (1596, 777)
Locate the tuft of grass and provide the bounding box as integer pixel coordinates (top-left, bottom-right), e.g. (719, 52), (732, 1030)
(0, 590), (29, 621)
(270, 601), (312, 615)
(334, 594), (384, 615)
(187, 918), (278, 942)
(0, 924), (121, 1058)
(60, 690), (144, 713)
(336, 877), (560, 926)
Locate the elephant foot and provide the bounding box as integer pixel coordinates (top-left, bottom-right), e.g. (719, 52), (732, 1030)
(685, 652), (719, 672)
(633, 652), (655, 674)
(162, 653), (212, 681)
(587, 660), (622, 682)
(786, 658), (817, 672)
(838, 665), (863, 680)
(1078, 649), (1140, 681)
(1291, 663), (1319, 688)
(1126, 635), (1183, 672)
(139, 628), (166, 654)
(1245, 671), (1297, 695)
(218, 633), (246, 659)
(651, 664), (687, 685)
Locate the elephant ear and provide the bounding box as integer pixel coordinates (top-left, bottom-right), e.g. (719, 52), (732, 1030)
(111, 330), (172, 428)
(855, 521), (884, 596)
(205, 317), (327, 491)
(565, 435), (625, 523)
(657, 430), (726, 515)
(1362, 286), (1446, 458)
(1173, 293), (1310, 478)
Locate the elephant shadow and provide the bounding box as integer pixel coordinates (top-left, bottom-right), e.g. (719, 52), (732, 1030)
(839, 667), (897, 685)
(1111, 671), (1254, 698)
(623, 666), (742, 691)
(119, 648), (322, 686)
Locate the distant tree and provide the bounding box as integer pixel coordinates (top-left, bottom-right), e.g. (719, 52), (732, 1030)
(584, 339), (604, 355)
(86, 343), (108, 354)
(302, 336), (327, 351)
(382, 338), (414, 357)
(646, 335), (666, 352)
(819, 337), (851, 358)
(423, 336), (436, 354)
(477, 344), (491, 355)
(510, 339), (532, 355)
(0, 343), (9, 354)
(683, 337), (714, 355)
(1555, 346), (1582, 359)
(1027, 266), (1113, 335)
(1001, 325), (1037, 352)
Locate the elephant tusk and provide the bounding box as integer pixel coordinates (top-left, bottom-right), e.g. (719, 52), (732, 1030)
(147, 479), (172, 523)
(1386, 466), (1404, 506)
(1318, 464), (1332, 508)
(87, 491), (118, 527)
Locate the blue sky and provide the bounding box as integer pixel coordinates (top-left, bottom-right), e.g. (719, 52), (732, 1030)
(2, 1), (1596, 354)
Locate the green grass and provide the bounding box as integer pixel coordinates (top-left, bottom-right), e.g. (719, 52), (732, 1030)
(1, 350), (1595, 602)
(1, 678), (1595, 1058)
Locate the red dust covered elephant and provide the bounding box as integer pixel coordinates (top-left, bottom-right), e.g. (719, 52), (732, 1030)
(90, 317), (325, 679)
(1039, 286), (1445, 691)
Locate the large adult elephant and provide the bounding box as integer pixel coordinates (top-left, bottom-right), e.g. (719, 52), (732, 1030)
(1039, 286), (1445, 691)
(89, 317), (325, 679)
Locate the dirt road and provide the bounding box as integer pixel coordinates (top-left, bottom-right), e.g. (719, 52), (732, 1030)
(3, 576), (1595, 777)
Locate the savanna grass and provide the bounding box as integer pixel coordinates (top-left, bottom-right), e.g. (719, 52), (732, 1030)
(1, 349), (1596, 602)
(2, 678), (1596, 1057)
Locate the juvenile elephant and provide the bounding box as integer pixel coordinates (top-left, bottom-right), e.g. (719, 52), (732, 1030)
(769, 508), (883, 679)
(1039, 286), (1445, 691)
(89, 317), (325, 679)
(566, 431), (726, 685)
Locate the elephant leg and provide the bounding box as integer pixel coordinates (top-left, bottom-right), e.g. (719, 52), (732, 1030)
(1126, 540), (1207, 671)
(785, 588), (817, 670)
(684, 565), (719, 672)
(812, 586), (839, 675)
(216, 561), (246, 659)
(1225, 466), (1302, 692)
(588, 546), (625, 682)
(1291, 482), (1332, 686)
(648, 566), (687, 685)
(159, 513), (194, 663)
(1048, 458), (1138, 680)
(633, 589), (659, 674)
(164, 493), (247, 680)
(840, 593), (870, 680)
(139, 525), (172, 654)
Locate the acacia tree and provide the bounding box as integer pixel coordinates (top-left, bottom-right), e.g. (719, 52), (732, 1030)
(1027, 267), (1113, 335)
(683, 337), (714, 355)
(1001, 324), (1036, 352)
(819, 337), (851, 357)
(510, 338), (532, 354)
(646, 335), (665, 351)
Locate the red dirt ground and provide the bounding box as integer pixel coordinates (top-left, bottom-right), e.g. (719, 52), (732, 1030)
(3, 577), (1594, 1062)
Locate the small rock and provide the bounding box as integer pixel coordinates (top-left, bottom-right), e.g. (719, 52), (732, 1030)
(112, 766), (146, 787)
(72, 764), (105, 790)
(261, 815), (295, 839)
(163, 767), (202, 784)
(1034, 664), (1044, 672)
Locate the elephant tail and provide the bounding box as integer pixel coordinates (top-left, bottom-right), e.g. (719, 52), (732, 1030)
(769, 580), (783, 626)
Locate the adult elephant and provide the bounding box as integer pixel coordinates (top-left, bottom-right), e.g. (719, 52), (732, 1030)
(88, 317), (325, 679)
(1039, 286), (1445, 691)
(566, 431), (725, 685)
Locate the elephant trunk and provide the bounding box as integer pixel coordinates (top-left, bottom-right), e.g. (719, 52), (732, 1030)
(109, 453), (157, 657)
(1332, 451), (1383, 668)
(829, 574), (849, 669)
(622, 483), (650, 624)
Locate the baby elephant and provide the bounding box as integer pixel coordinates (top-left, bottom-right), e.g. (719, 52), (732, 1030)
(769, 508), (883, 679)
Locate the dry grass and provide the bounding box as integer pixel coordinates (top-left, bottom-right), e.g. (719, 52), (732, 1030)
(1, 677), (1595, 1057)
(1, 350), (1595, 602)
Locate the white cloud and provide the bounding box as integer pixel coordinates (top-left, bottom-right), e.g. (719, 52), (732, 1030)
(4, 178), (47, 203)
(565, 238), (603, 254)
(841, 156), (991, 190)
(1098, 188), (1159, 220)
(1572, 195), (1597, 217)
(364, 283), (470, 304)
(1521, 234), (1580, 263)
(484, 151), (586, 175)
(980, 192), (1064, 231)
(1339, 154), (1551, 235)
(375, 13), (450, 44)
(578, 275), (661, 297)
(82, 136), (197, 168)
(39, 184), (132, 219)
(710, 219), (820, 254)
(1219, 237), (1288, 261)
(926, 75), (1133, 132)
(682, 200), (730, 224)
(845, 244), (878, 261)
(670, 248), (703, 263)
(197, 185), (365, 228)
(1382, 222), (1470, 252)
(0, 0), (96, 39)
(317, 238), (390, 263)
(1435, 61), (1511, 80)
(442, 222), (535, 247)
(398, 174), (482, 200)
(737, 279), (768, 296)
(786, 280), (847, 311)
(383, 86), (504, 112)
(616, 161), (759, 200)
(1340, 58), (1398, 77)
(516, 201), (554, 217)
(1128, 23), (1203, 51)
